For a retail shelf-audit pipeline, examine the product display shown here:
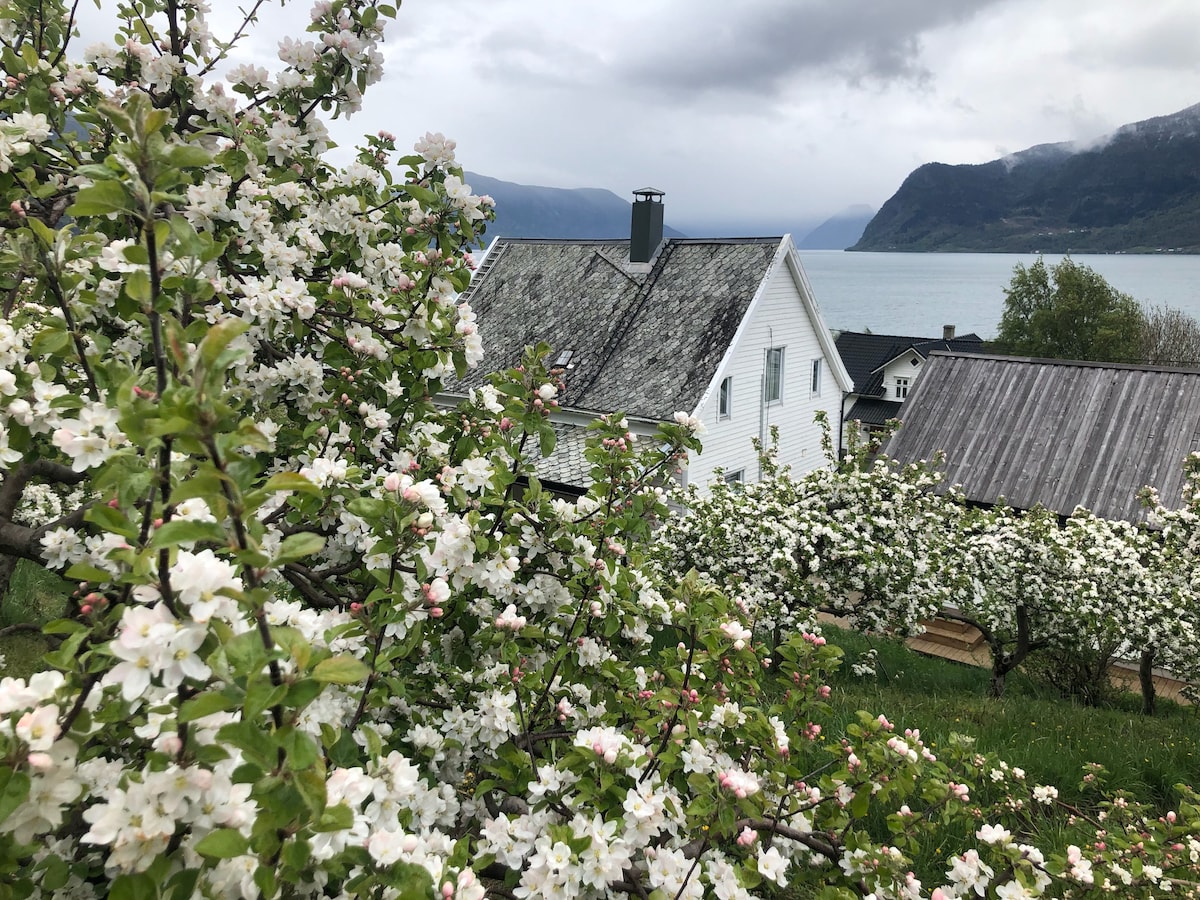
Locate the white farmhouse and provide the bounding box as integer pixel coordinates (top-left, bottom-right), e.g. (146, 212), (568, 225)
(834, 328), (985, 450)
(445, 190), (851, 493)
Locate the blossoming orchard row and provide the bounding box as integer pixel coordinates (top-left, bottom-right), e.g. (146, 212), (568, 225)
(1, 2), (1198, 898)
(655, 421), (1200, 705)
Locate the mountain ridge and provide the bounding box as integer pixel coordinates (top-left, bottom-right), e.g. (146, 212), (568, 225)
(464, 172), (686, 241)
(852, 102), (1200, 253)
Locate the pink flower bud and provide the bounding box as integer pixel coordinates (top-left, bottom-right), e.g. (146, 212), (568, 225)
(27, 750), (55, 770)
(430, 606), (443, 618)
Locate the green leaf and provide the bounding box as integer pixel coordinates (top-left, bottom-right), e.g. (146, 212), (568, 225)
(539, 423), (556, 457)
(280, 837), (311, 872)
(314, 802), (353, 832)
(150, 519), (228, 549)
(294, 767), (327, 818)
(165, 869), (201, 900)
(125, 269), (151, 304)
(285, 678), (324, 710)
(224, 627), (269, 667)
(29, 327), (71, 358)
(197, 318), (250, 371)
(273, 531), (325, 565)
(109, 874), (157, 900)
(0, 769), (31, 822)
(272, 626), (313, 670)
(69, 180), (132, 217)
(39, 854), (69, 891)
(166, 143), (213, 168)
(170, 472), (231, 505)
(84, 503), (138, 539)
(252, 865), (276, 900)
(179, 690), (240, 723)
(311, 655), (371, 685)
(346, 497), (387, 518)
(64, 562), (111, 583)
(244, 677), (288, 720)
(263, 472), (322, 495)
(194, 828), (249, 859)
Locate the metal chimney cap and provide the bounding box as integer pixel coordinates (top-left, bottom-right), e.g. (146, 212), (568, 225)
(632, 187), (665, 200)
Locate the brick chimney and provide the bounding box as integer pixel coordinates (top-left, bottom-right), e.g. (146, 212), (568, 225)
(629, 187), (665, 264)
(943, 324), (956, 341)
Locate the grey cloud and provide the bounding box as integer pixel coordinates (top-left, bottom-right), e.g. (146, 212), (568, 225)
(1075, 12), (1200, 72)
(609, 0), (1012, 100)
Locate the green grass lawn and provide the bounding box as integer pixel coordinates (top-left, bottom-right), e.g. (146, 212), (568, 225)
(770, 626), (1200, 896)
(0, 559), (72, 679)
(823, 625), (1199, 812)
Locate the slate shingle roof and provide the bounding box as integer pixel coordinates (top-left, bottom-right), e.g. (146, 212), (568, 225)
(885, 352), (1200, 522)
(528, 424), (593, 491)
(454, 238), (782, 421)
(835, 331), (985, 397)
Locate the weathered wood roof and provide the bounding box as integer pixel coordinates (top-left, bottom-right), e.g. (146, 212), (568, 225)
(884, 352), (1200, 522)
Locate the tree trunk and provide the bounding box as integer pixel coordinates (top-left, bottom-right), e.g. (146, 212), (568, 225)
(1139, 646), (1157, 716)
(989, 663), (1009, 698)
(0, 552), (18, 623)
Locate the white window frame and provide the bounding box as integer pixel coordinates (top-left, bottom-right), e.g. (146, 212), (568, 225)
(718, 376), (732, 421)
(895, 376), (910, 399)
(724, 468), (745, 485)
(810, 358), (822, 397)
(764, 347), (785, 404)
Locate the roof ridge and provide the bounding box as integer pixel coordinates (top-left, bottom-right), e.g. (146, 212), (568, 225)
(926, 350), (1200, 374)
(567, 242), (676, 403)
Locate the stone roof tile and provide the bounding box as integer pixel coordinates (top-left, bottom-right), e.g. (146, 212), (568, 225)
(453, 238), (780, 421)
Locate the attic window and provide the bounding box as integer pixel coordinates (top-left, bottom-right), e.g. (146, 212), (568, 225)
(554, 349), (575, 368)
(910, 358), (920, 367)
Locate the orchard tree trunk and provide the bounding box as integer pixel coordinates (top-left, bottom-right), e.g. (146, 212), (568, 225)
(1139, 646), (1157, 716)
(0, 552), (18, 623)
(940, 605), (1045, 699)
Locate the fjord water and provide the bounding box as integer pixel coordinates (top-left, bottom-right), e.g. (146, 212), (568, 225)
(797, 251), (1200, 340)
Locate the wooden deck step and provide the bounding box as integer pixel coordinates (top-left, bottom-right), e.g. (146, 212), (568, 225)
(916, 618), (985, 652)
(905, 636), (991, 668)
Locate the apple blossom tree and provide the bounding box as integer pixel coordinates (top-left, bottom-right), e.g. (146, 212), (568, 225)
(0, 1), (1198, 899)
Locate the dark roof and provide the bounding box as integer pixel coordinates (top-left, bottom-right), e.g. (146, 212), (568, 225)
(453, 237), (781, 421)
(884, 352), (1200, 522)
(846, 397), (903, 427)
(529, 424), (593, 490)
(835, 331), (985, 397)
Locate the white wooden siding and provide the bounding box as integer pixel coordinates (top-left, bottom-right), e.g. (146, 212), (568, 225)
(881, 352), (923, 400)
(688, 263), (842, 488)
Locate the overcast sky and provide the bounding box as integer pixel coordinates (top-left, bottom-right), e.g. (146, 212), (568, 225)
(78, 0), (1200, 235)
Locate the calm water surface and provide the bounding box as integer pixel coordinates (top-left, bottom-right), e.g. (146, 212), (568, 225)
(796, 251), (1200, 339)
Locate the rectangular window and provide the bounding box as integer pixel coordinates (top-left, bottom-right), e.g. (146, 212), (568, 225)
(724, 469), (745, 485)
(718, 376), (732, 420)
(810, 359), (822, 397)
(764, 347), (784, 403)
(895, 376), (910, 399)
